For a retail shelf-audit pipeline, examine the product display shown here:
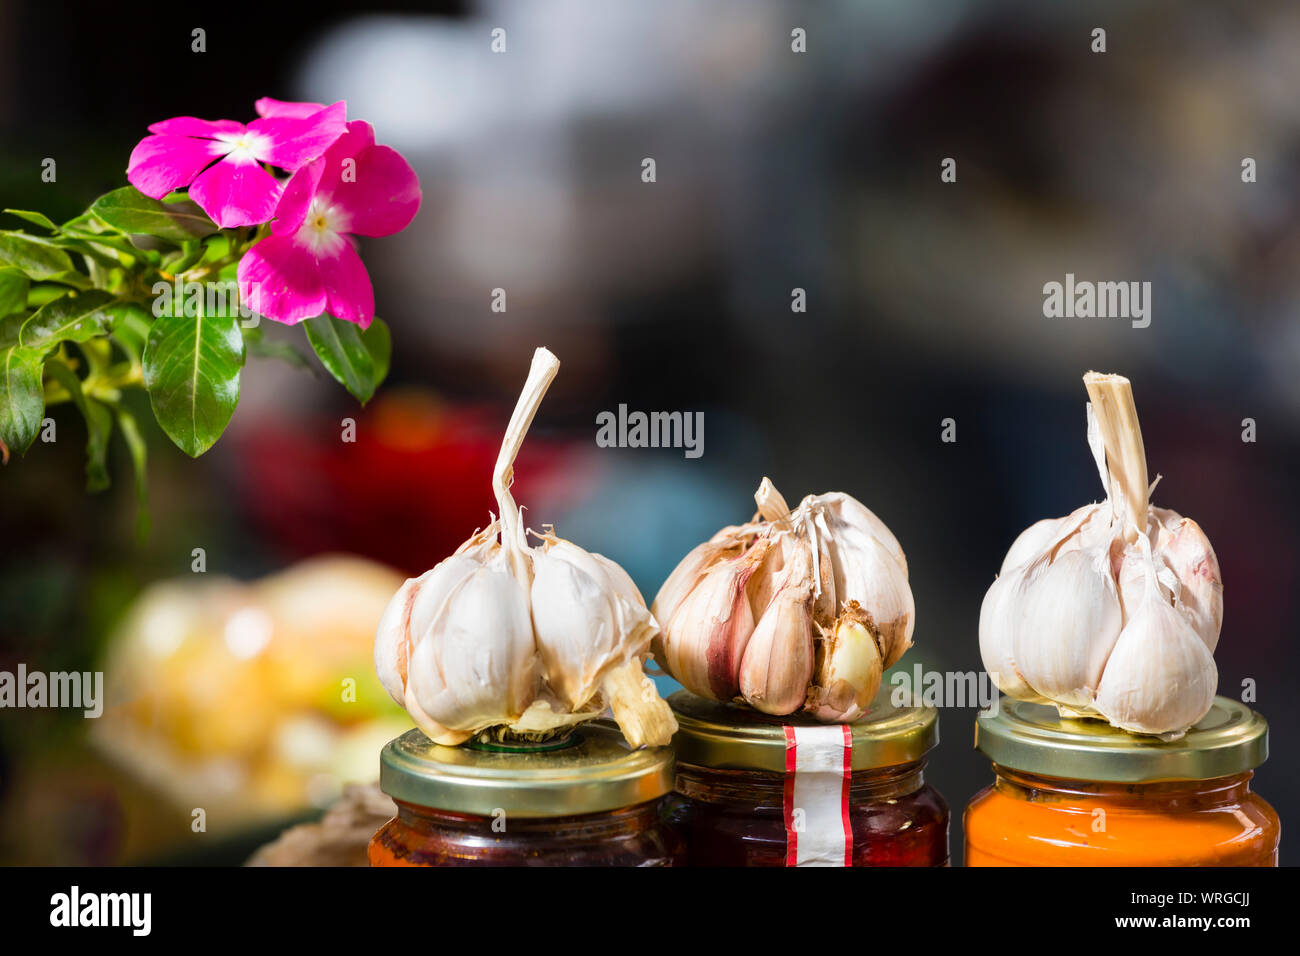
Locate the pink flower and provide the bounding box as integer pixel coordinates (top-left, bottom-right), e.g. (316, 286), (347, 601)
(237, 121), (421, 328)
(127, 102), (347, 228)
(253, 97), (330, 120)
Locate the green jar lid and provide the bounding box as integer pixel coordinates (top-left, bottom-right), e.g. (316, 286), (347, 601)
(379, 722), (674, 818)
(975, 696), (1269, 783)
(668, 690), (938, 773)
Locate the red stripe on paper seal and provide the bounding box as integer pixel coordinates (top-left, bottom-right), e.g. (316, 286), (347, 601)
(782, 724), (853, 867)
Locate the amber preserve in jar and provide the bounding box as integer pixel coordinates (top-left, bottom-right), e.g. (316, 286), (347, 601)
(663, 691), (948, 866)
(368, 722), (684, 866)
(965, 697), (1280, 866)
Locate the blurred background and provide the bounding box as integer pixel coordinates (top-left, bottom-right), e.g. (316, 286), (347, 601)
(1, 0), (1297, 864)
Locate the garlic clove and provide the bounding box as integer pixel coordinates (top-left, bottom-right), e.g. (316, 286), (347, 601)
(406, 561), (538, 737)
(1154, 514), (1223, 652)
(827, 531), (914, 668)
(978, 565), (1047, 703)
(1094, 539), (1218, 737)
(1001, 517), (1067, 575)
(1002, 504), (1097, 574)
(805, 607), (884, 722)
(744, 535), (789, 625)
(375, 531), (502, 708)
(651, 538), (741, 627)
(1013, 547), (1122, 709)
(1115, 530), (1176, 622)
(658, 553), (760, 701)
(738, 545), (815, 715)
(529, 546), (621, 710)
(374, 573), (421, 707)
(981, 508), (1107, 708)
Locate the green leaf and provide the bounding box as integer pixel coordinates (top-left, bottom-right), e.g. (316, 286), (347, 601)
(34, 272), (94, 293)
(162, 241), (205, 275)
(19, 290), (115, 351)
(50, 236), (126, 269)
(248, 337), (317, 372)
(303, 314), (390, 404)
(143, 309), (244, 457)
(45, 360), (113, 492)
(0, 232), (75, 279)
(116, 406), (150, 540)
(63, 232), (141, 261)
(91, 187), (219, 242)
(59, 212), (111, 236)
(4, 209), (58, 232)
(0, 344), (45, 456)
(201, 234), (231, 262)
(106, 302), (152, 364)
(0, 268), (30, 317)
(366, 318), (392, 387)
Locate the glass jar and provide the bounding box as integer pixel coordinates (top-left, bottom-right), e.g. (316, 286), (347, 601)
(369, 722), (684, 866)
(966, 696), (1280, 866)
(664, 691), (949, 866)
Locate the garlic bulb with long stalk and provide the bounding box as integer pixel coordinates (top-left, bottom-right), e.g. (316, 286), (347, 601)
(979, 372), (1222, 739)
(652, 478), (913, 721)
(373, 347), (676, 748)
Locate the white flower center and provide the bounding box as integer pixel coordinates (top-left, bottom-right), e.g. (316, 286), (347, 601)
(215, 131), (271, 164)
(295, 195), (350, 255)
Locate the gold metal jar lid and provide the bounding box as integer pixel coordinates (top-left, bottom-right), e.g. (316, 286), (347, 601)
(668, 691), (939, 773)
(975, 696), (1269, 783)
(379, 722), (675, 818)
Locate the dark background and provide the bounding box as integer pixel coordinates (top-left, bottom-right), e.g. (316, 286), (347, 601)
(1, 0), (1296, 864)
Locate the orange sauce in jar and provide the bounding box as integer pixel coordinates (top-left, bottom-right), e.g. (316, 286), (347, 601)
(965, 697), (1280, 867)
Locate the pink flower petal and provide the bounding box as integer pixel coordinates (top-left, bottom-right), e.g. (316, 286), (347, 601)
(321, 121), (377, 172)
(270, 159), (325, 237)
(254, 97), (327, 119)
(148, 116), (246, 138)
(321, 239), (375, 328)
(189, 155), (283, 228)
(238, 234), (327, 325)
(323, 144), (422, 237)
(248, 101), (348, 171)
(127, 134), (229, 200)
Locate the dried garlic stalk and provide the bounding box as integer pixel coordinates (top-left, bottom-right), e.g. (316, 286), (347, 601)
(979, 372), (1221, 739)
(652, 478), (913, 720)
(374, 347), (676, 748)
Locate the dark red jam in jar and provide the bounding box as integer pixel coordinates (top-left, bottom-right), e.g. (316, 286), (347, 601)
(663, 692), (948, 866)
(369, 722), (684, 866)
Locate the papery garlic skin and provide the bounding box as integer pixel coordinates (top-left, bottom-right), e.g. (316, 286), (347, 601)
(1012, 548), (1122, 709)
(653, 477), (913, 720)
(374, 348), (676, 748)
(979, 373), (1223, 738)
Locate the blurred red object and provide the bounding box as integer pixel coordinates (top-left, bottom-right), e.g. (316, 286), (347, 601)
(235, 389), (585, 576)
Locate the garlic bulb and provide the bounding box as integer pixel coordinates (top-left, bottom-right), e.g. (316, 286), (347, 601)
(374, 347), (676, 748)
(979, 372), (1222, 738)
(652, 478), (913, 721)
